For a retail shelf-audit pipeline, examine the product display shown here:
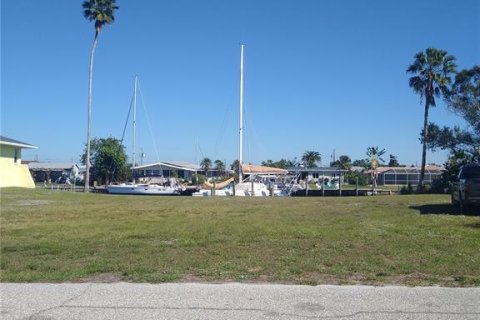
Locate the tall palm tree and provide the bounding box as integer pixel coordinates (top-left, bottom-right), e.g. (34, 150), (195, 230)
(407, 48), (456, 191)
(82, 0), (119, 192)
(301, 150), (321, 168)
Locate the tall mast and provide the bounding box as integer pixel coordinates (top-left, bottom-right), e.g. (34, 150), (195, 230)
(132, 75), (137, 182)
(239, 44), (244, 183)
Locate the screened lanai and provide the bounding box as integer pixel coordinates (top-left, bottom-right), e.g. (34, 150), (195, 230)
(376, 166), (443, 185)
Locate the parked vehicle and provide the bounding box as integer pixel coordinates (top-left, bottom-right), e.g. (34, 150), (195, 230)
(451, 163), (480, 212)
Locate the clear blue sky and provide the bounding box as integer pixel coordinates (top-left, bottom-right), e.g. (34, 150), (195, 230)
(2, 0), (479, 167)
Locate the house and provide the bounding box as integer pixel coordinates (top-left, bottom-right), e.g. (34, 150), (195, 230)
(0, 136), (37, 188)
(132, 162), (200, 181)
(28, 162), (83, 183)
(287, 166), (346, 184)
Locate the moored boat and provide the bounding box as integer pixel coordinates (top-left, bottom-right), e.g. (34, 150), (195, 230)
(106, 76), (183, 196)
(107, 183), (183, 195)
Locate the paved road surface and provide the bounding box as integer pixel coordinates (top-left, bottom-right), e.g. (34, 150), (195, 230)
(1, 283), (479, 319)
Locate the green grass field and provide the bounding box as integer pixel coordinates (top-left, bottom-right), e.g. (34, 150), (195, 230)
(1, 188), (479, 286)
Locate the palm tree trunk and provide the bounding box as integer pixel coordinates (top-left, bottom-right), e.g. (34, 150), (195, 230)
(418, 100), (429, 192)
(84, 31), (99, 192)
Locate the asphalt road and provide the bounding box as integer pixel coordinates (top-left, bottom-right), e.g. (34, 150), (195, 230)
(1, 283), (479, 319)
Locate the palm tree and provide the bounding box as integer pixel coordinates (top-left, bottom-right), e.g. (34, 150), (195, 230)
(214, 160), (225, 176)
(301, 150), (321, 168)
(200, 157), (212, 178)
(407, 48), (456, 191)
(230, 159), (240, 181)
(82, 0), (119, 192)
(366, 146), (385, 189)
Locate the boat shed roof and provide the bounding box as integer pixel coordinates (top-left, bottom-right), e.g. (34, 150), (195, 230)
(242, 164), (288, 175)
(28, 162), (78, 171)
(0, 136), (37, 149)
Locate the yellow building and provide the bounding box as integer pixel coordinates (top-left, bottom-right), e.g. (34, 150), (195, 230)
(0, 136), (37, 188)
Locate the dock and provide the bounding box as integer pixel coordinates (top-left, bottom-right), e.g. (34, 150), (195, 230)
(291, 188), (399, 197)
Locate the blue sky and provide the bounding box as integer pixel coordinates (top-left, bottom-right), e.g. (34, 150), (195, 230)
(2, 0), (479, 167)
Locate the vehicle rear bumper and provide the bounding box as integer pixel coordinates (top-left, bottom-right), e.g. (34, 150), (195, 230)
(464, 197), (480, 206)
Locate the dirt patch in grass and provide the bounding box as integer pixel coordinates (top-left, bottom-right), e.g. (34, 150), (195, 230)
(15, 200), (52, 206)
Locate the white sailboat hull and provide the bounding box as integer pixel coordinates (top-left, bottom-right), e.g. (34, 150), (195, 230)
(192, 189), (234, 197)
(107, 183), (181, 195)
(192, 182), (287, 197)
(234, 182), (269, 196)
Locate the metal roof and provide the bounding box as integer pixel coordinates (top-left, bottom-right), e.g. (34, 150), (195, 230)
(29, 162), (78, 170)
(0, 136), (37, 149)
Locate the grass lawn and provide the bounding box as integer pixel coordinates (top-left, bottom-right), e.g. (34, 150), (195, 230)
(1, 188), (479, 286)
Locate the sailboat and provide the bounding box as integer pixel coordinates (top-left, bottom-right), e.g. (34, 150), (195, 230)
(193, 45), (278, 197)
(233, 44), (276, 196)
(107, 76), (184, 195)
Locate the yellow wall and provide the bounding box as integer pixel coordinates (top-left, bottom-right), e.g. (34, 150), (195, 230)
(0, 145), (35, 188)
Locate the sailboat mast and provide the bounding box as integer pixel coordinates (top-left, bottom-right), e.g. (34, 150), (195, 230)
(132, 75), (137, 182)
(239, 44), (244, 183)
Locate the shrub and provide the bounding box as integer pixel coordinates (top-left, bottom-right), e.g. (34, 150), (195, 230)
(430, 179), (448, 194)
(345, 171), (368, 186)
(191, 174), (206, 185)
(400, 184), (414, 195)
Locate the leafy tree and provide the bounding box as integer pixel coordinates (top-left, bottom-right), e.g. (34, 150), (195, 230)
(261, 158), (296, 169)
(424, 123), (477, 155)
(230, 159), (240, 181)
(443, 150), (475, 185)
(200, 157), (212, 177)
(261, 160), (275, 167)
(330, 155), (365, 186)
(230, 160), (240, 173)
(345, 171), (368, 186)
(81, 137), (128, 185)
(330, 155), (352, 170)
(407, 48), (457, 190)
(388, 154), (400, 167)
(80, 138), (100, 166)
(82, 0), (119, 191)
(423, 65), (480, 187)
(352, 159), (369, 168)
(277, 158), (296, 169)
(301, 150), (321, 168)
(447, 66), (480, 134)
